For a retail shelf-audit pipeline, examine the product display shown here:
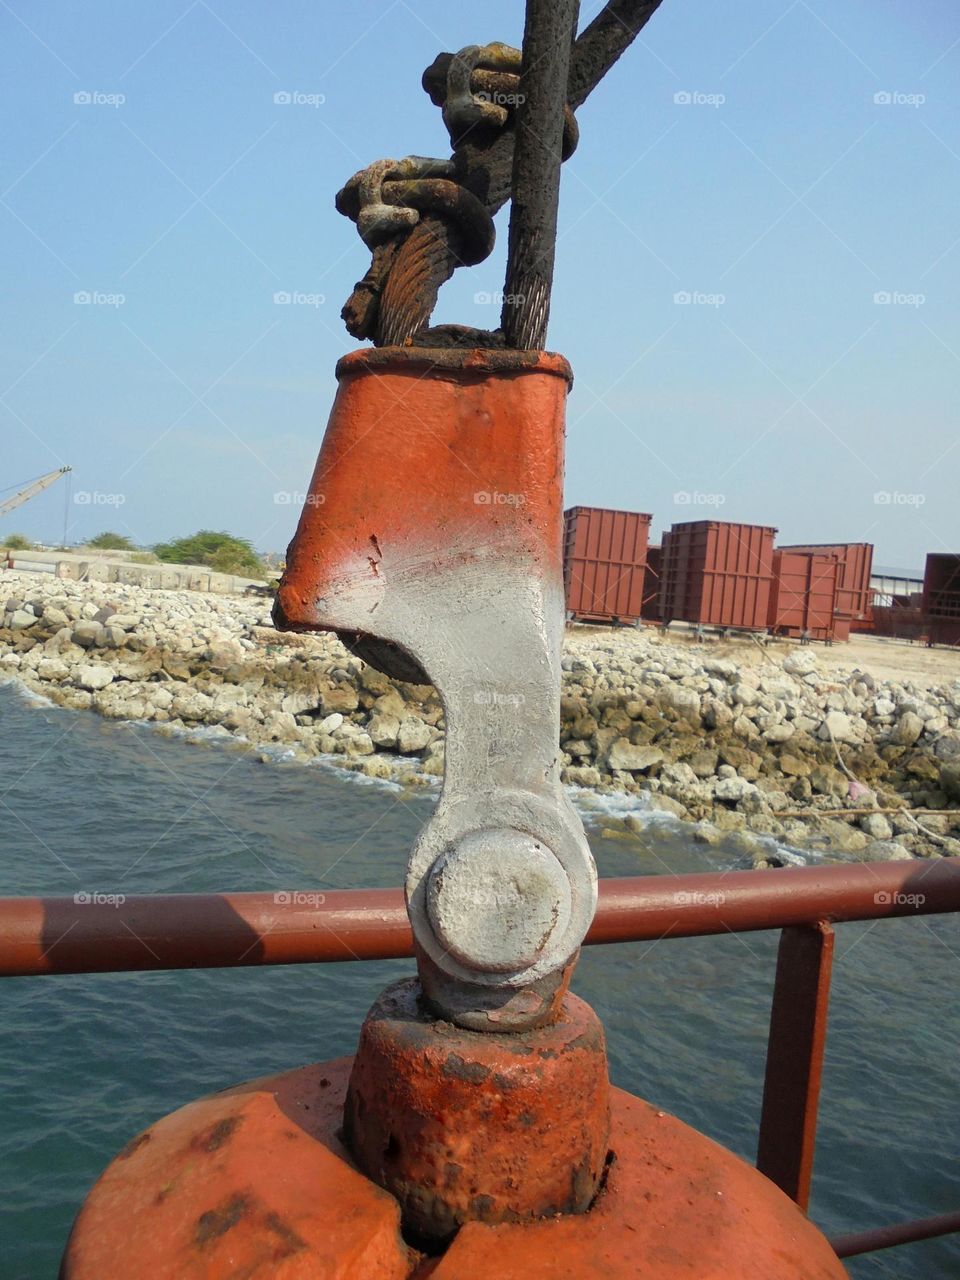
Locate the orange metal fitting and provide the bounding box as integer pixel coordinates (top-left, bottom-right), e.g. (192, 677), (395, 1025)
(343, 979), (610, 1246)
(61, 1049), (847, 1278)
(274, 346), (597, 1032)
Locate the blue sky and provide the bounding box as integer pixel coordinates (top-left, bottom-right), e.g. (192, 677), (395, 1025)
(2, 0), (958, 568)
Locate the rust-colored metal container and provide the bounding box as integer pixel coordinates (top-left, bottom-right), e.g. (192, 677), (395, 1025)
(767, 550), (839, 642)
(659, 520), (777, 631)
(641, 543), (662, 621)
(563, 506), (651, 624)
(780, 542), (873, 621)
(923, 553), (960, 620)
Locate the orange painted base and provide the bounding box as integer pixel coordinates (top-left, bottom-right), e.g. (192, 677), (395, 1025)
(62, 1058), (847, 1279)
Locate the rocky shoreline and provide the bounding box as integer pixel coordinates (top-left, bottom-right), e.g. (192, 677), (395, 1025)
(3, 572), (960, 865)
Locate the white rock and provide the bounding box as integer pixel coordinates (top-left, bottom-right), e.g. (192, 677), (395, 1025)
(37, 657), (70, 681)
(605, 740), (663, 772)
(892, 711), (924, 746)
(397, 717), (432, 753)
(783, 650), (818, 676)
(368, 713), (401, 748)
(860, 812), (894, 840)
(317, 712), (344, 734)
(75, 663), (115, 691)
(818, 710), (860, 744)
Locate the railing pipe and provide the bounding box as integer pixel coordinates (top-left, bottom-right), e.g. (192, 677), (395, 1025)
(1, 861), (958, 978)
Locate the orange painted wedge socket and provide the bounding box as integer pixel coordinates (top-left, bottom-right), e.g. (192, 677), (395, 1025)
(61, 1053), (847, 1279)
(274, 348), (597, 1032)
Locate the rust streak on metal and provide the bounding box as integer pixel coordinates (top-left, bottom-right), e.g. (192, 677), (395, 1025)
(756, 921), (834, 1209)
(2, 862), (959, 978)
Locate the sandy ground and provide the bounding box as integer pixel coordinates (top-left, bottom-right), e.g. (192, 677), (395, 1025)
(570, 622), (960, 693)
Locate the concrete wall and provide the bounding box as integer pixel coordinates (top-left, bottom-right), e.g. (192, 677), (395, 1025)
(2, 550), (262, 595)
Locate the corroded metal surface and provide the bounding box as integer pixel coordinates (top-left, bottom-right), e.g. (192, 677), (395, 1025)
(429, 1087), (848, 1279)
(274, 348), (596, 1030)
(757, 921), (835, 1209)
(343, 980), (610, 1246)
(4, 861), (959, 977)
(62, 1051), (847, 1278)
(60, 1057), (416, 1280)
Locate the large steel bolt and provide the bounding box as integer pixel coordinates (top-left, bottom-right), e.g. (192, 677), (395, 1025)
(426, 829), (571, 974)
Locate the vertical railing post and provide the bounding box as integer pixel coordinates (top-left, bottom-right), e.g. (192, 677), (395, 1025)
(757, 920), (835, 1210)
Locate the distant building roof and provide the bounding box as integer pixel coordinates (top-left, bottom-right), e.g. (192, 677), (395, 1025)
(872, 565), (923, 581)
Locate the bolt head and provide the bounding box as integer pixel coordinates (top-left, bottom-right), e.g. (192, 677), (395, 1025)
(426, 829), (572, 974)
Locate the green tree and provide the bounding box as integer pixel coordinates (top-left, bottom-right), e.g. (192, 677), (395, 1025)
(3, 533), (33, 550)
(153, 530), (265, 578)
(87, 531), (135, 550)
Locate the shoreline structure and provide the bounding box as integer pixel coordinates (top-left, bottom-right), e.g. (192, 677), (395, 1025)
(3, 572), (960, 864)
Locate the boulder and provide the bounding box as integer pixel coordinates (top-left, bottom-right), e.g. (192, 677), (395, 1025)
(397, 717), (432, 754)
(892, 711), (924, 746)
(75, 663), (115, 692)
(606, 740), (663, 773)
(72, 621), (104, 648)
(783, 650), (817, 676)
(939, 760), (960, 802)
(10, 610), (36, 630)
(855, 840), (914, 863)
(860, 812), (893, 841)
(368, 713), (401, 748)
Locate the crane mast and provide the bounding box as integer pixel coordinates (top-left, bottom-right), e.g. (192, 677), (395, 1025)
(0, 467), (72, 519)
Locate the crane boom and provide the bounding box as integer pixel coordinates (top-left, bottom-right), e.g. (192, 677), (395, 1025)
(0, 467), (72, 519)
